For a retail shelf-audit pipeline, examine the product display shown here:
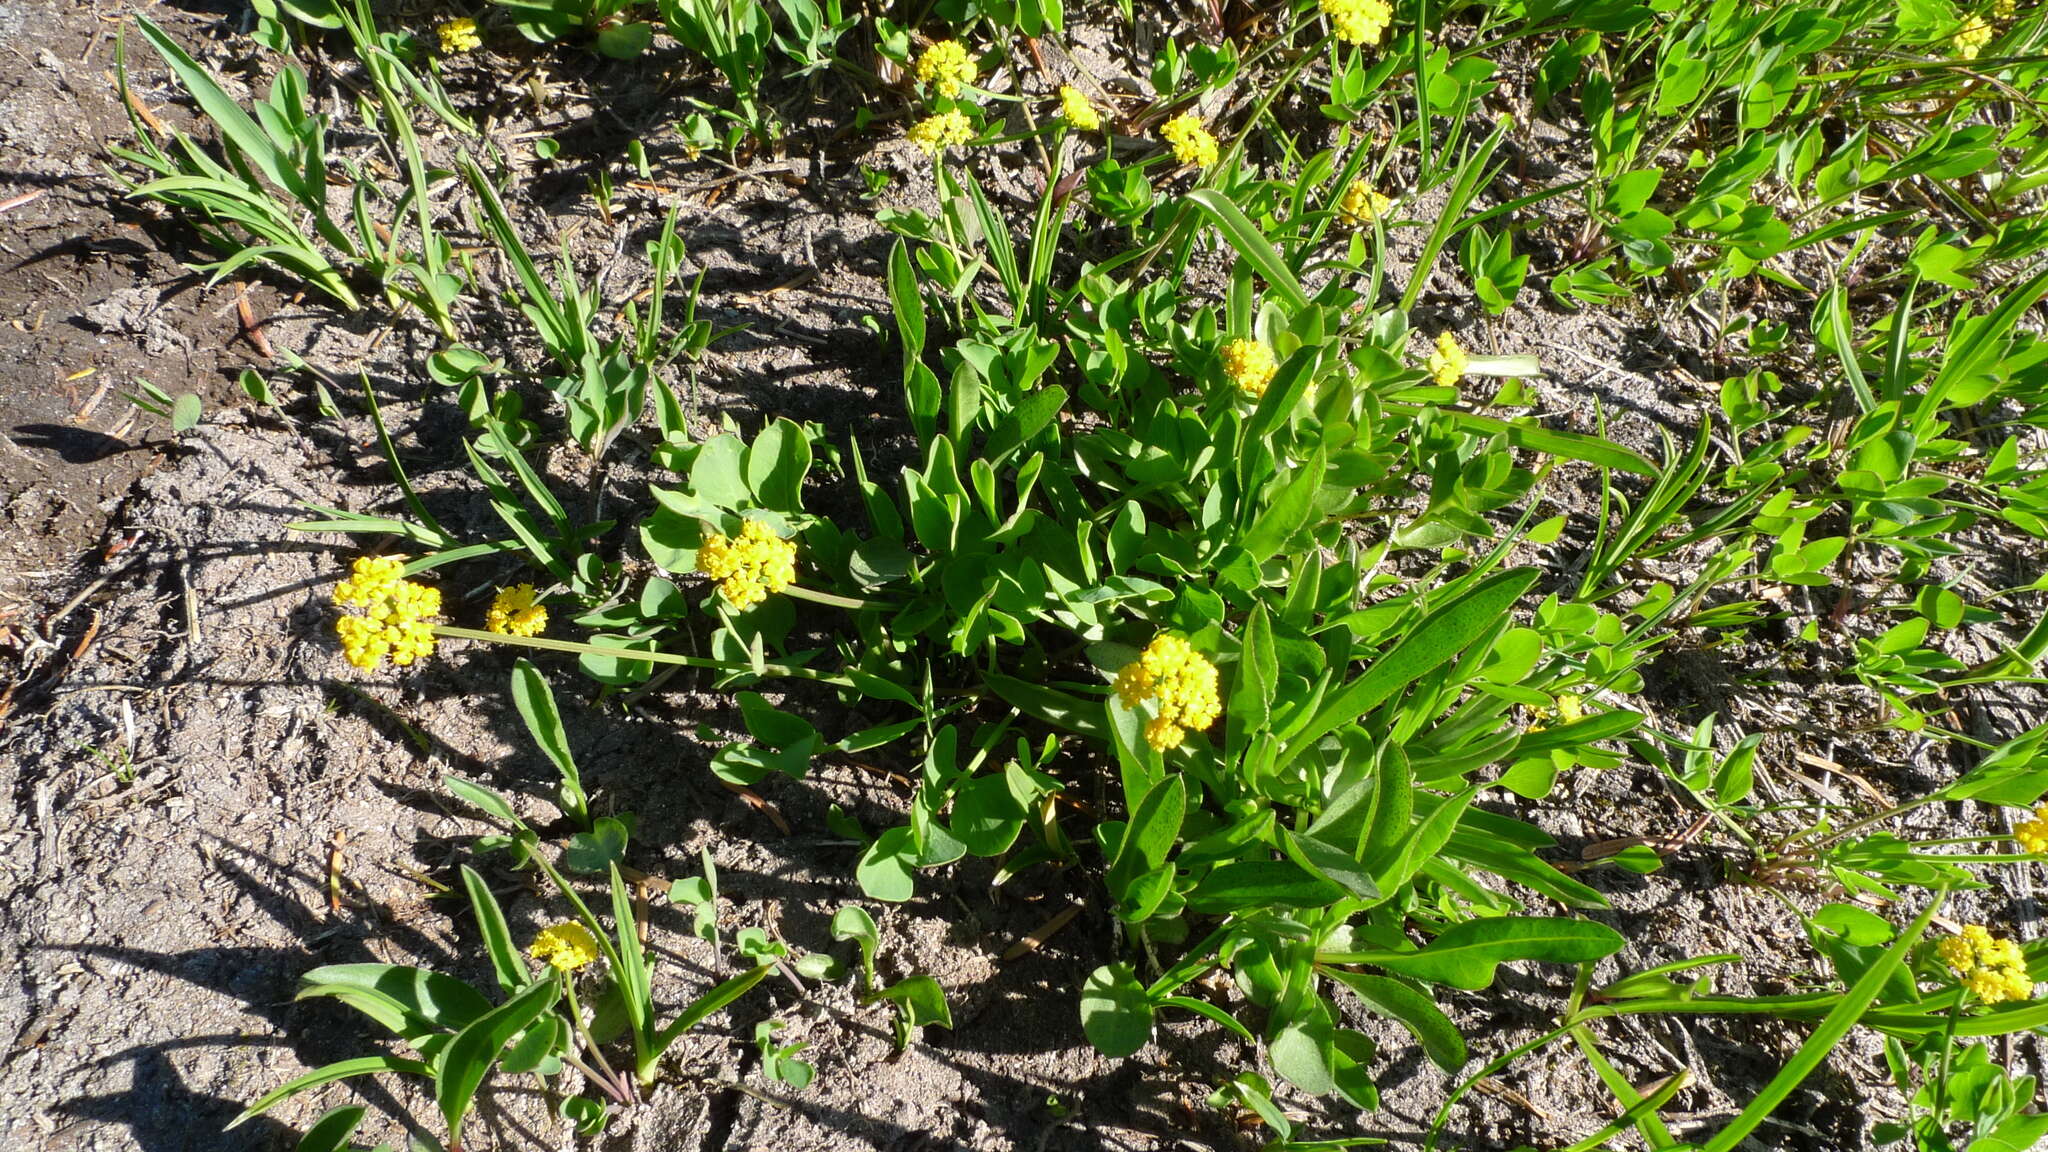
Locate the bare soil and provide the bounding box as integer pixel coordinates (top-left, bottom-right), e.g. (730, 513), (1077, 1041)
(2, 3), (2044, 1152)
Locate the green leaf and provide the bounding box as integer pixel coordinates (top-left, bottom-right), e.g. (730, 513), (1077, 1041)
(228, 1056), (432, 1129)
(443, 776), (520, 826)
(1282, 829), (1382, 902)
(564, 817), (629, 873)
(1106, 776), (1185, 907)
(1185, 860), (1345, 913)
(1186, 189), (1309, 309)
(1269, 1010), (1338, 1096)
(983, 385), (1067, 459)
(433, 977), (561, 1144)
(1081, 963), (1154, 1057)
(1331, 916), (1624, 990)
(294, 1106), (368, 1152)
(984, 673), (1108, 740)
(296, 964), (492, 1042)
(1230, 603), (1278, 741)
(1328, 971), (1467, 1071)
(1243, 447), (1325, 563)
(1159, 994), (1255, 1042)
(1287, 568), (1541, 760)
(877, 974), (953, 1029)
(510, 659), (586, 826)
(857, 826), (918, 902)
(1419, 407), (1657, 476)
(952, 773), (1026, 857)
(460, 866), (530, 998)
(170, 392), (203, 433)
(651, 962), (773, 1056)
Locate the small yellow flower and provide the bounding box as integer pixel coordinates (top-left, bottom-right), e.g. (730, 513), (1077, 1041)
(486, 583), (548, 638)
(1426, 331), (1468, 387)
(1160, 113), (1220, 168)
(1058, 86), (1102, 133)
(908, 109), (975, 157)
(1321, 0), (1393, 46)
(1993, 0), (2016, 19)
(1555, 694), (1584, 724)
(696, 518), (798, 610)
(436, 17), (482, 55)
(2015, 804), (2048, 855)
(1114, 634), (1222, 750)
(1938, 924), (2034, 1004)
(334, 554), (407, 607)
(1221, 339), (1278, 399)
(1338, 180), (1395, 226)
(1953, 15), (1996, 59)
(915, 40), (977, 98)
(530, 922), (601, 972)
(333, 558), (440, 670)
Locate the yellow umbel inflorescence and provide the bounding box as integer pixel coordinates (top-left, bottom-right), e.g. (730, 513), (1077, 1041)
(1059, 86), (1102, 133)
(333, 556), (440, 670)
(2015, 803), (2048, 855)
(1222, 338), (1279, 399)
(1953, 15), (1996, 59)
(530, 922), (601, 972)
(486, 583), (548, 638)
(909, 110), (975, 156)
(1938, 925), (2033, 1003)
(915, 40), (977, 98)
(1426, 331), (1469, 387)
(697, 518), (798, 610)
(436, 18), (482, 54)
(1160, 113), (1220, 168)
(1114, 634), (1222, 750)
(1339, 180), (1395, 226)
(1321, 0), (1394, 46)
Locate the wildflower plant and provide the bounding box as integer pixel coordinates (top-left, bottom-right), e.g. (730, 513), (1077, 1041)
(1058, 85), (1101, 132)
(158, 0), (2048, 1143)
(913, 39), (976, 99)
(908, 109), (975, 157)
(435, 17), (481, 54)
(1159, 113), (1220, 168)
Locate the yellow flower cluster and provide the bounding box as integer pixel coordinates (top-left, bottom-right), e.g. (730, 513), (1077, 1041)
(332, 556), (439, 670)
(1222, 338), (1278, 399)
(697, 519), (798, 610)
(1993, 0), (2016, 19)
(909, 110), (975, 156)
(436, 18), (482, 55)
(530, 922), (601, 972)
(2015, 803), (2048, 855)
(1339, 180), (1395, 225)
(486, 584), (548, 638)
(1321, 0), (1393, 46)
(1160, 113), (1219, 168)
(1059, 86), (1101, 133)
(1937, 925), (2033, 1004)
(915, 40), (977, 98)
(1114, 634), (1222, 750)
(1954, 15), (1997, 59)
(1426, 331), (1468, 387)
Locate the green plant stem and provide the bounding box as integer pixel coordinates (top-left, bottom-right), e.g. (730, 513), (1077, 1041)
(784, 584), (880, 610)
(433, 626), (839, 686)
(1930, 995), (1964, 1132)
(561, 973), (633, 1105)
